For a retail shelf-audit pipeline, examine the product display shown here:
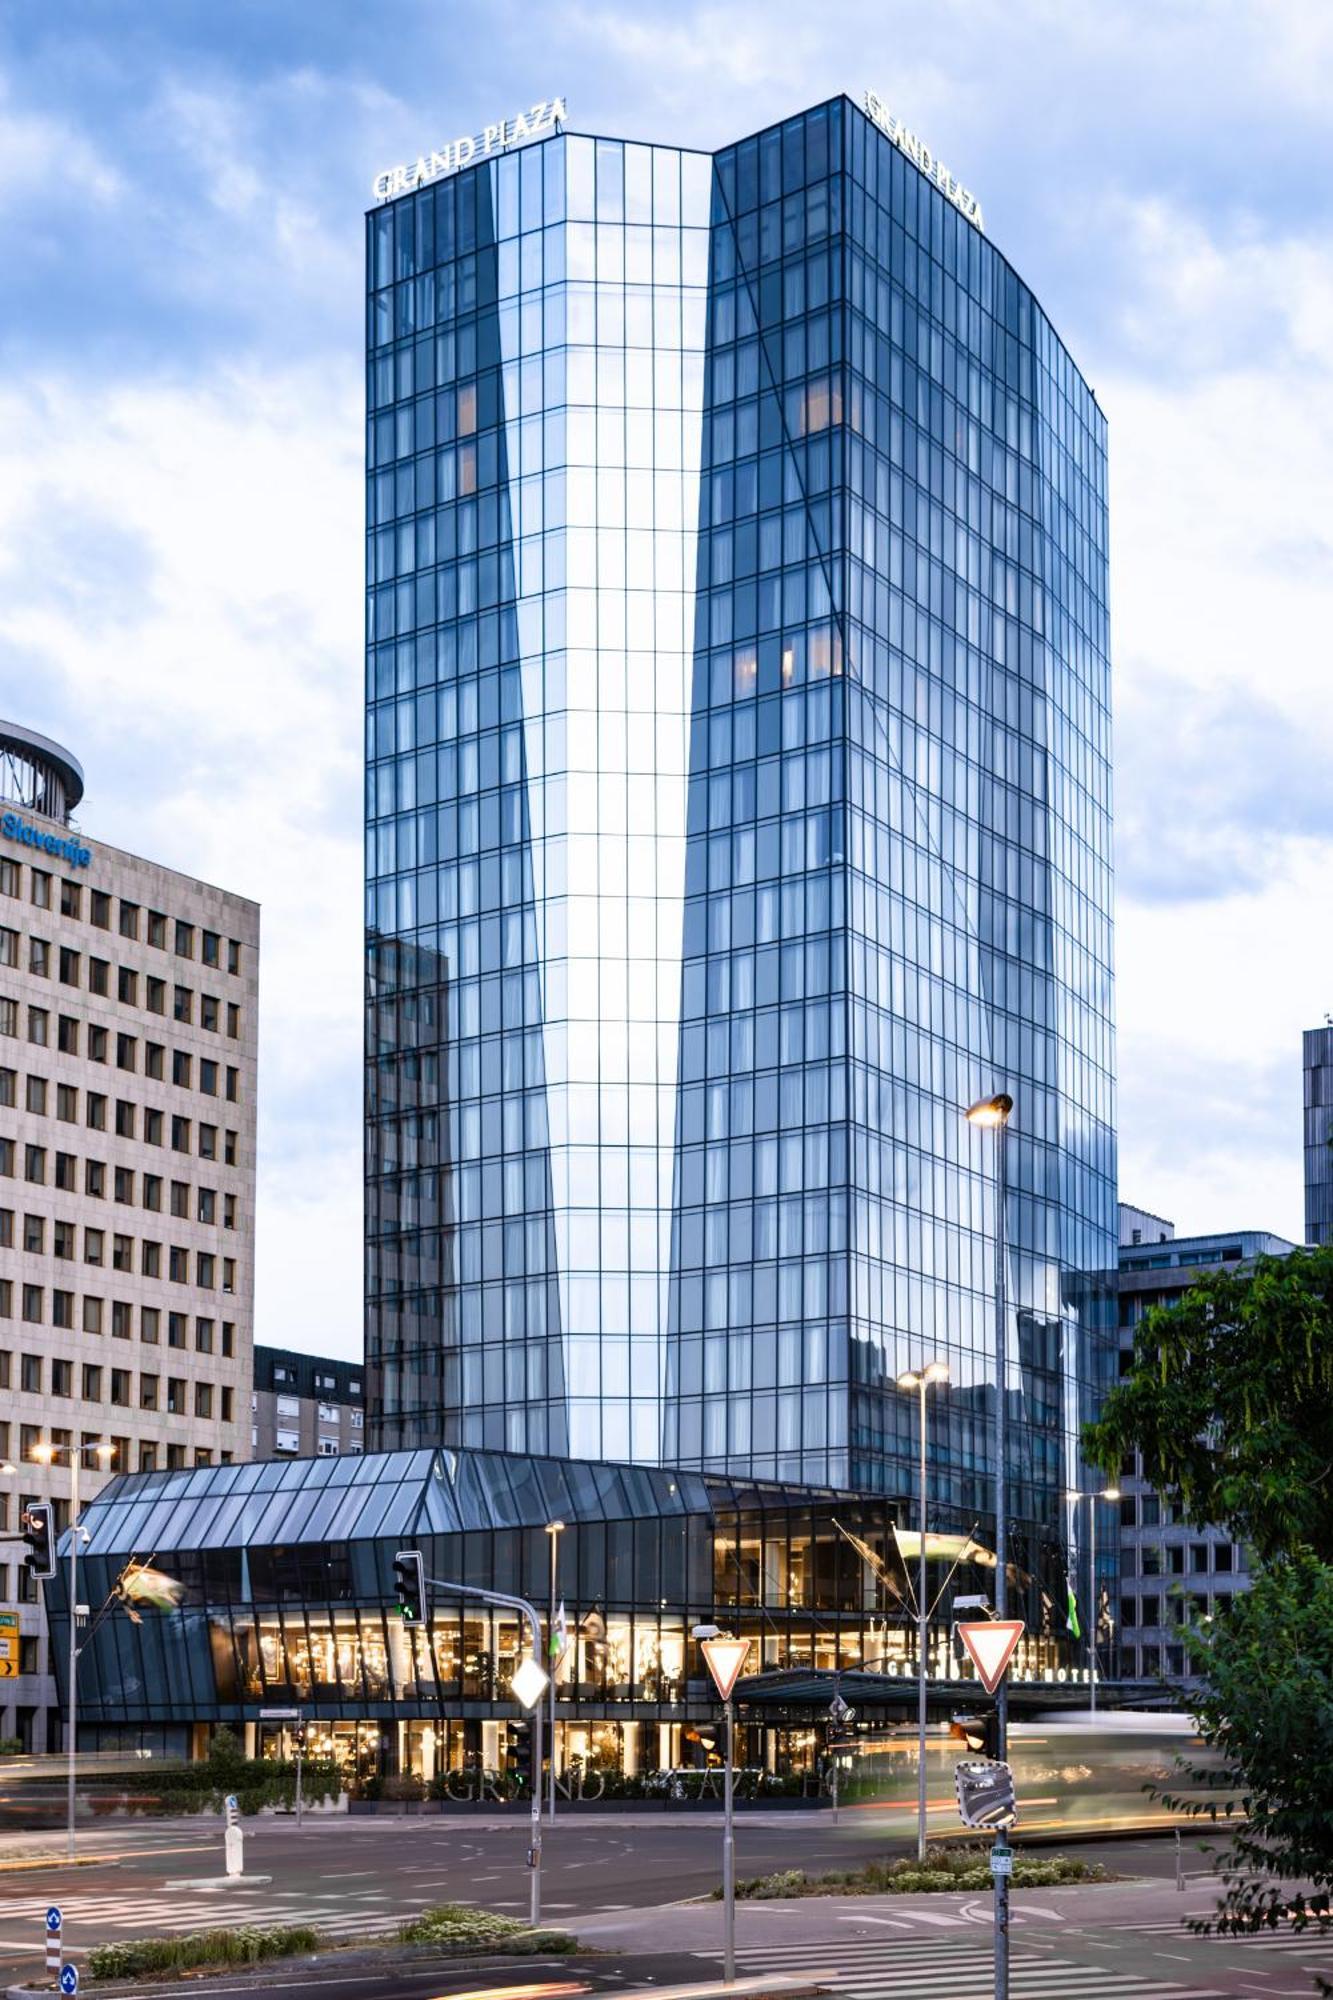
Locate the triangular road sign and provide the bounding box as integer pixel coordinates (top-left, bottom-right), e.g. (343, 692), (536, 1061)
(700, 1635), (751, 1702)
(957, 1619), (1024, 1694)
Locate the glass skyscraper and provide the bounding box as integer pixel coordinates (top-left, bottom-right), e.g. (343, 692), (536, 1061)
(365, 96), (1116, 1613)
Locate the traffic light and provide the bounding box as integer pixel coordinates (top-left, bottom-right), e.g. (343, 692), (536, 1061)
(951, 1709), (1000, 1759)
(20, 1501), (55, 1583)
(392, 1549), (426, 1625)
(507, 1718), (534, 1796)
(292, 1721), (308, 1752)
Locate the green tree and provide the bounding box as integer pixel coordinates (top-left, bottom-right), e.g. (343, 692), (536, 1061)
(1169, 1555), (1333, 1950)
(1085, 1246), (1333, 1562)
(1085, 1247), (1333, 1960)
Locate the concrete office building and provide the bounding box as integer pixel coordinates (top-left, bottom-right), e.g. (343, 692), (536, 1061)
(0, 722), (258, 1749)
(252, 1345), (365, 1459)
(363, 92), (1117, 1650)
(1114, 1206), (1294, 1684)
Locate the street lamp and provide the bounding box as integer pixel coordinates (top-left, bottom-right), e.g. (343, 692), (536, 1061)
(31, 1437), (116, 1861)
(1078, 1485), (1120, 1711)
(694, 1622), (749, 1985)
(543, 1519), (565, 1824)
(966, 1089), (1013, 2000)
(414, 1567), (549, 1923)
(896, 1360), (950, 1862)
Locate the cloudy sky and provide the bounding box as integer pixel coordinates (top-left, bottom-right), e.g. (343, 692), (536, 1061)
(0, 1), (1327, 1357)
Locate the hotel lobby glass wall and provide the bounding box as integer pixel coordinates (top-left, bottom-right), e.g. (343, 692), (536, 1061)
(50, 1448), (1091, 1778)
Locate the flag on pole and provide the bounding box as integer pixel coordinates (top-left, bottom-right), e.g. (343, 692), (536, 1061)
(550, 1599), (569, 1667)
(1065, 1580), (1081, 1639)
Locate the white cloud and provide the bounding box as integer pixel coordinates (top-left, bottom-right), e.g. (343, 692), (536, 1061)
(0, 75), (121, 208)
(0, 361), (366, 1356)
(1096, 200), (1333, 1241)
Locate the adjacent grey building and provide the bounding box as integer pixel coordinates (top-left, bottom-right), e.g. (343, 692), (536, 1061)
(1303, 1024), (1333, 1247)
(1115, 1206), (1294, 1683)
(252, 1344), (365, 1459)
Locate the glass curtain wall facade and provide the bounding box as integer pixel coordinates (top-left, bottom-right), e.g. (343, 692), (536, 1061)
(366, 129), (713, 1465)
(365, 98), (1116, 1618)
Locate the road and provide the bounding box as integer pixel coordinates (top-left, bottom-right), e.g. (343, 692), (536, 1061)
(0, 1814), (1318, 1997)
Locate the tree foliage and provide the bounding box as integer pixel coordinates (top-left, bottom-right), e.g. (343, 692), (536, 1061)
(1166, 1556), (1333, 1963)
(1085, 1247), (1333, 1561)
(1085, 1247), (1333, 1972)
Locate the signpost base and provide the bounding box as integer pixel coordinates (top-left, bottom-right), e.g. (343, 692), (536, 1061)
(992, 1833), (1012, 2000)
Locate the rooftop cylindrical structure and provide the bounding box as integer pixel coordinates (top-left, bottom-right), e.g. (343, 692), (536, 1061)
(0, 722), (84, 824)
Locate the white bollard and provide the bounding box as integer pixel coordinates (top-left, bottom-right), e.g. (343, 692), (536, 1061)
(225, 1794), (243, 1879)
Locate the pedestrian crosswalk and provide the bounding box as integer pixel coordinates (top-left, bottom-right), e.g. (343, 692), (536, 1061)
(1126, 1914), (1333, 1959)
(712, 1934), (1233, 1999)
(0, 1888), (403, 1947)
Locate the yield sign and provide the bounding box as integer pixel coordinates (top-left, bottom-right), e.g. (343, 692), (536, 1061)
(957, 1619), (1025, 1694)
(700, 1635), (751, 1702)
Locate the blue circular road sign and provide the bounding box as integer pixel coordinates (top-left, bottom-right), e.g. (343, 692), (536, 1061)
(45, 1906), (61, 1931)
(60, 1966), (78, 1995)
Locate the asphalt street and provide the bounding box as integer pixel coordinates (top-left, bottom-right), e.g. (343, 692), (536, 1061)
(0, 1814), (1309, 1997)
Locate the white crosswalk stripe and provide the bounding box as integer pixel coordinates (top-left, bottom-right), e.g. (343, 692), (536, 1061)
(710, 1935), (1233, 1999)
(1125, 1917), (1333, 1955)
(0, 1892), (403, 1940)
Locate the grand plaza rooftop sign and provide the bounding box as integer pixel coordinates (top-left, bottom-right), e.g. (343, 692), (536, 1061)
(372, 98), (567, 201)
(864, 90), (984, 233)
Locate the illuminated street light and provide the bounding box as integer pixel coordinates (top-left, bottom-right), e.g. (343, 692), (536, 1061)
(1077, 1484), (1121, 1711)
(965, 1090), (1015, 2000)
(27, 1437), (118, 1860)
(543, 1519), (566, 1823)
(896, 1360), (951, 1861)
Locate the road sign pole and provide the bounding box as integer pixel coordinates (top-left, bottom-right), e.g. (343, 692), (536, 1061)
(722, 1696), (736, 1985)
(45, 1906), (61, 1983)
(693, 1630), (749, 1988)
(994, 1829), (1011, 1997)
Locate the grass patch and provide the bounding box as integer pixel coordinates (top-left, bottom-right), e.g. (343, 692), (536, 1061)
(88, 1924), (319, 1979)
(399, 1902), (576, 1953)
(720, 1845), (1110, 1899)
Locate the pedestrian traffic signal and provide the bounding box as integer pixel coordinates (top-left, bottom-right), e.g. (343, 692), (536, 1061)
(392, 1549), (426, 1624)
(20, 1500), (56, 1583)
(951, 1709), (1000, 1759)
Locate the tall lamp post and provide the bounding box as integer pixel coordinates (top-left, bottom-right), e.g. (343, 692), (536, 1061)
(411, 1564), (549, 1924)
(965, 1090), (1014, 2000)
(693, 1624), (750, 1986)
(31, 1437), (116, 1861)
(895, 1360), (950, 1862)
(1079, 1484), (1120, 1711)
(544, 1519), (565, 1823)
